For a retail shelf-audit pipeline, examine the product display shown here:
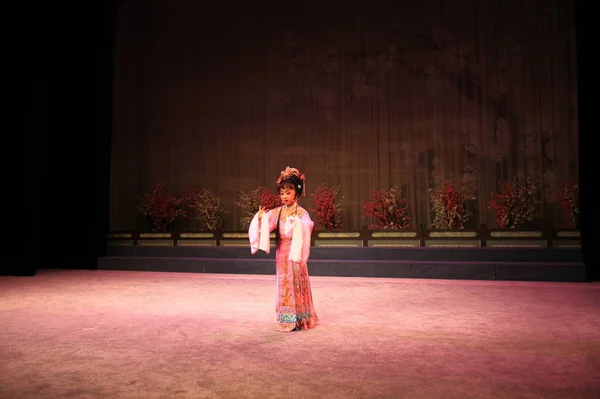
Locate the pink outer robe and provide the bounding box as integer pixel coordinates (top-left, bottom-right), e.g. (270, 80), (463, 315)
(249, 205), (319, 331)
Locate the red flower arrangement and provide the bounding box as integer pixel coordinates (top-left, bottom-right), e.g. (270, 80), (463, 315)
(259, 188), (282, 210)
(429, 180), (476, 229)
(558, 181), (579, 228)
(137, 184), (187, 232)
(488, 176), (542, 228)
(185, 188), (225, 231)
(362, 186), (411, 229)
(235, 186), (282, 229)
(310, 184), (344, 230)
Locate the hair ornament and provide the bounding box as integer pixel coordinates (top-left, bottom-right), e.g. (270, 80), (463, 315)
(276, 166), (306, 196)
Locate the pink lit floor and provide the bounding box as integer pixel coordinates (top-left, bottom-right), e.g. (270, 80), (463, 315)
(1, 269), (599, 398)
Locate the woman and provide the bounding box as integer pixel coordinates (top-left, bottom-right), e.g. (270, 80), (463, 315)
(249, 166), (319, 332)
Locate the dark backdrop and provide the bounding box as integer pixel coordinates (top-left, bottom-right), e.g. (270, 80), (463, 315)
(22, 0), (596, 279)
(110, 0), (580, 232)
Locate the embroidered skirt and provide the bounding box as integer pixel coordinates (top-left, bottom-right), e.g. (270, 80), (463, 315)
(275, 240), (319, 332)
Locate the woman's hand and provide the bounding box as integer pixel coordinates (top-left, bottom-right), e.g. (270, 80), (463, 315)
(257, 206), (269, 221)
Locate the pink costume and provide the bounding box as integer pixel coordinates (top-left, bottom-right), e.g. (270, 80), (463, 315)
(249, 204), (319, 331)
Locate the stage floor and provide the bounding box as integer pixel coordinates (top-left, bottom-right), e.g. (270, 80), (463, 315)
(1, 269), (599, 398)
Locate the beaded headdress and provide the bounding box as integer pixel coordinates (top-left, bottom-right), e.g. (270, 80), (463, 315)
(276, 166), (306, 196)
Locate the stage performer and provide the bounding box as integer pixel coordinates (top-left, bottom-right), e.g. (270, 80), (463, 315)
(248, 166), (319, 332)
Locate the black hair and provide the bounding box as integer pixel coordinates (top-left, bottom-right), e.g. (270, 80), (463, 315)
(275, 175), (303, 249)
(275, 208), (282, 250)
(277, 175), (303, 197)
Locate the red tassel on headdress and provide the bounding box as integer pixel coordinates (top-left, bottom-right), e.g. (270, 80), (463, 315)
(300, 173), (306, 196)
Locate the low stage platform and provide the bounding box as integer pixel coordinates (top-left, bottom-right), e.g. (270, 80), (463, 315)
(98, 245), (585, 282)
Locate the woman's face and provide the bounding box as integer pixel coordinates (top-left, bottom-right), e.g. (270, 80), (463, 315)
(279, 185), (297, 206)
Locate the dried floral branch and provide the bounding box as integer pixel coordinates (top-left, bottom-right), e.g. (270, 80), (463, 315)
(488, 176), (542, 228)
(429, 180), (476, 229)
(558, 181), (579, 228)
(310, 184), (344, 230)
(235, 187), (282, 229)
(137, 184), (187, 232)
(362, 186), (411, 229)
(185, 188), (225, 231)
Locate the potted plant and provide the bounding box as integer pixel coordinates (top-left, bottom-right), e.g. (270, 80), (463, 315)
(310, 184), (344, 230)
(137, 183), (187, 232)
(558, 181), (579, 229)
(488, 176), (542, 229)
(429, 180), (476, 229)
(362, 186), (411, 230)
(185, 188), (225, 231)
